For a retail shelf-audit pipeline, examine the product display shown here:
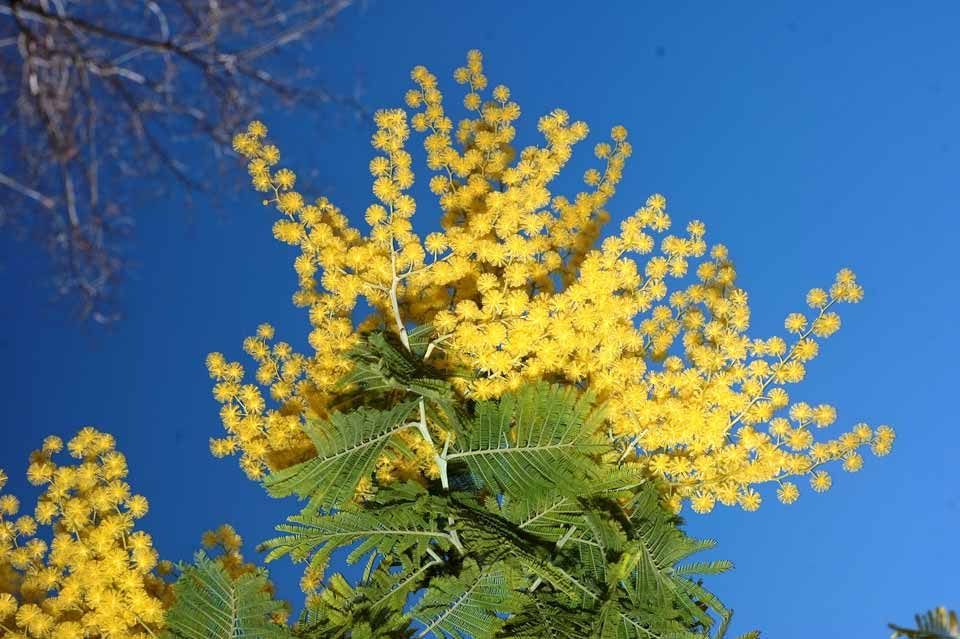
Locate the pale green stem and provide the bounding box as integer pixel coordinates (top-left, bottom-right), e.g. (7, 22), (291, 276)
(388, 244), (463, 555)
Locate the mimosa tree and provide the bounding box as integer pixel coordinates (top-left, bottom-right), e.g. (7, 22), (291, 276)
(0, 50), (895, 639)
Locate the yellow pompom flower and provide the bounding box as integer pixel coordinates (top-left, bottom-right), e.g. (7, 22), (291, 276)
(690, 492), (715, 514)
(776, 482), (800, 504)
(247, 120), (268, 138)
(0, 592), (17, 617)
(842, 453), (864, 473)
(739, 489), (762, 512)
(274, 168), (296, 190)
(126, 495), (149, 518)
(810, 471), (832, 492)
(0, 494), (18, 515)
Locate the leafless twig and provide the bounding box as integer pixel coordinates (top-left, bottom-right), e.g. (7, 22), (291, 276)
(0, 0), (364, 325)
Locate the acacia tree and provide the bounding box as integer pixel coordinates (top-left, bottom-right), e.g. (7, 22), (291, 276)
(0, 0), (361, 324)
(0, 51), (897, 638)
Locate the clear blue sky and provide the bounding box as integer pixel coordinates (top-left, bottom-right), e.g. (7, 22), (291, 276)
(2, 1), (958, 636)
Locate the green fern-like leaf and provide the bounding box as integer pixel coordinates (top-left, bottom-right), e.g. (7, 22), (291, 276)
(162, 551), (289, 639)
(407, 324), (441, 359)
(412, 558), (513, 639)
(594, 598), (703, 639)
(494, 591), (592, 639)
(672, 561), (734, 578)
(294, 562), (425, 639)
(261, 483), (451, 575)
(446, 381), (608, 499)
(618, 485), (733, 635)
(264, 400), (419, 510)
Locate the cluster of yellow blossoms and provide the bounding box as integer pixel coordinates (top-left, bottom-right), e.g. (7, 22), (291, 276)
(0, 432), (282, 637)
(0, 428), (172, 638)
(211, 50), (894, 512)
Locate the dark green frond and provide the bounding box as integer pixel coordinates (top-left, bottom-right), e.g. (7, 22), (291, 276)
(494, 591), (592, 639)
(672, 561), (733, 577)
(260, 483), (450, 574)
(594, 598), (704, 639)
(294, 564), (423, 639)
(162, 551), (290, 639)
(407, 324), (439, 359)
(412, 559), (513, 639)
(264, 400), (419, 510)
(617, 485), (732, 636)
(499, 494), (582, 536)
(443, 496), (598, 606)
(446, 382), (608, 498)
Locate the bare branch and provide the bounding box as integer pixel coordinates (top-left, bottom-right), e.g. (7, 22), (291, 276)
(0, 0), (363, 325)
(0, 171), (56, 208)
(238, 0), (352, 62)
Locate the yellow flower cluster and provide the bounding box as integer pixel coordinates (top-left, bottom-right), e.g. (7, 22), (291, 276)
(215, 50), (894, 511)
(199, 523), (248, 579)
(206, 322), (320, 480)
(0, 429), (173, 638)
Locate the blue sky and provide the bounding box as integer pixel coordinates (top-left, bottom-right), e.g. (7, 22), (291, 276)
(2, 1), (958, 636)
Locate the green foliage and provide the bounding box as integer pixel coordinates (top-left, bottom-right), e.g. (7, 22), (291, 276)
(265, 400), (420, 510)
(446, 382), (608, 499)
(293, 564), (422, 639)
(177, 330), (751, 638)
(337, 325), (464, 402)
(890, 608), (959, 639)
(163, 551), (290, 639)
(412, 558), (515, 639)
(494, 590), (593, 639)
(260, 482), (453, 577)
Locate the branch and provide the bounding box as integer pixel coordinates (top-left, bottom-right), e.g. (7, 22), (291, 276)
(0, 171), (56, 208)
(236, 0), (352, 62)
